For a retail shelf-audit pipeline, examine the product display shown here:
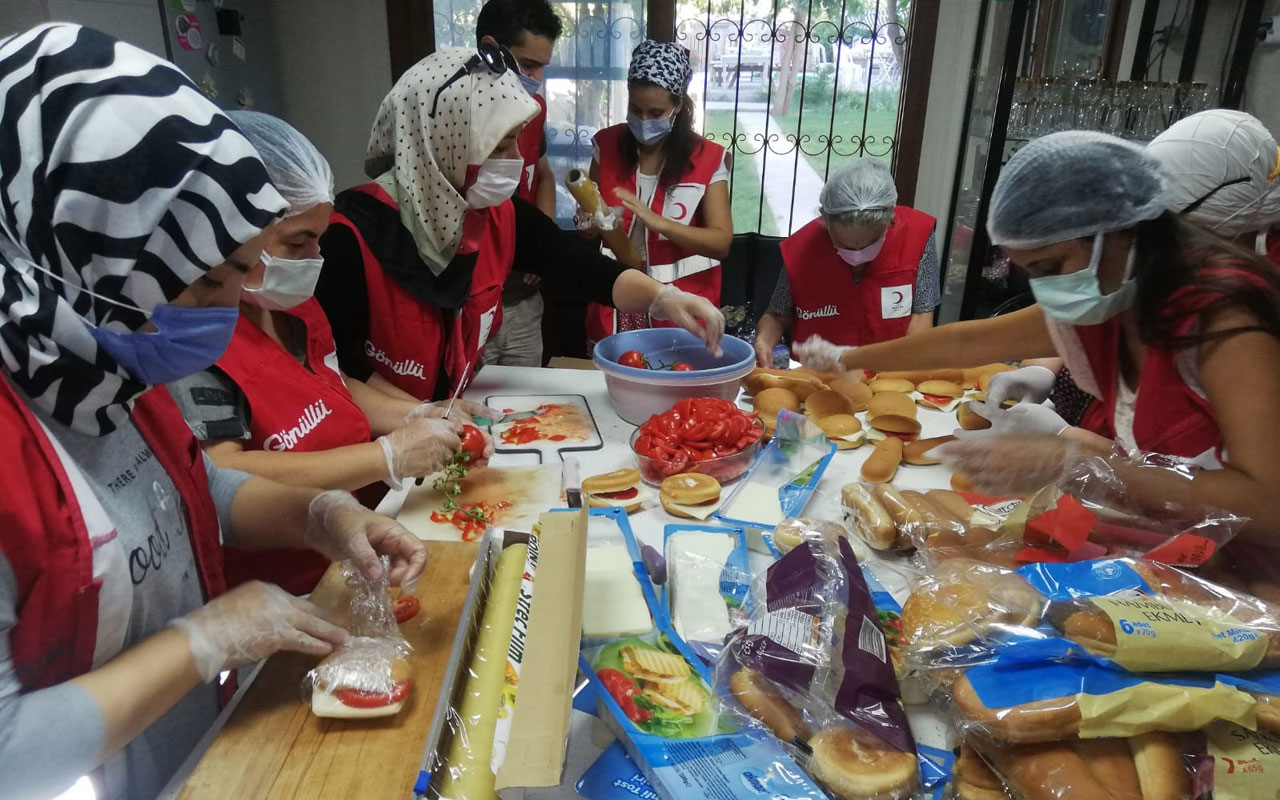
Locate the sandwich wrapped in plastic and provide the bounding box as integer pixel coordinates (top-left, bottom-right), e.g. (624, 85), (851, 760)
(304, 558), (413, 713)
(901, 556), (1280, 675)
(715, 535), (922, 800)
(661, 524), (751, 663)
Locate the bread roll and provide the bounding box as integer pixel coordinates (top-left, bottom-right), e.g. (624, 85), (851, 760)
(953, 744), (1010, 800)
(840, 483), (896, 550)
(925, 489), (976, 522)
(1127, 732), (1190, 800)
(952, 672), (1081, 743)
(1072, 738), (1142, 800)
(916, 379), (964, 399)
(805, 389), (855, 419)
(828, 378), (872, 412)
(729, 668), (812, 743)
(951, 471), (976, 493)
(868, 414), (922, 440)
(860, 437), (903, 483)
(874, 369), (965, 385)
(807, 726), (918, 800)
(869, 378), (916, 394)
(900, 490), (963, 538)
(867, 392), (917, 420)
(902, 435), (953, 466)
(755, 387), (800, 415)
(984, 741), (1115, 800)
(957, 401), (992, 430)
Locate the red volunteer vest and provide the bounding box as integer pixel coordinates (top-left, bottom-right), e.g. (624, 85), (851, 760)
(516, 94), (547, 205)
(328, 183), (516, 400)
(0, 382), (226, 693)
(586, 124), (725, 343)
(215, 298), (371, 593)
(782, 207), (935, 347)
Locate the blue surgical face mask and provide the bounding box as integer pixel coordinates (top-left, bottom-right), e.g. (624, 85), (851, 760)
(90, 303), (240, 385)
(1029, 232), (1137, 325)
(517, 71), (542, 97)
(627, 111), (673, 146)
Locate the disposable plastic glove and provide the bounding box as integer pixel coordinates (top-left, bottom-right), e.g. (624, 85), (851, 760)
(648, 284), (726, 355)
(404, 398), (501, 425)
(793, 335), (853, 373)
(985, 365), (1057, 407)
(934, 435), (1080, 496)
(959, 402), (1070, 437)
(304, 490), (428, 591)
(377, 417), (462, 489)
(172, 581), (349, 683)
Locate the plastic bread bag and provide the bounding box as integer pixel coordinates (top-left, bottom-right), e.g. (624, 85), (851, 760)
(840, 481), (973, 555)
(766, 515), (858, 559)
(1181, 722), (1280, 799)
(304, 558), (413, 713)
(715, 535), (922, 800)
(661, 524), (752, 664)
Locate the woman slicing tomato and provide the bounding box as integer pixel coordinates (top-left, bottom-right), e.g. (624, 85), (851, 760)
(581, 40), (733, 350)
(315, 46), (725, 406)
(169, 111), (495, 594)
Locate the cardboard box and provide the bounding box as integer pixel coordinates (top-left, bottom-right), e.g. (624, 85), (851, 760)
(415, 509), (588, 798)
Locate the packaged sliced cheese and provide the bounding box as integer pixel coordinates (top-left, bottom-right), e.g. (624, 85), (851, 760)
(583, 544), (653, 638)
(663, 525), (752, 661)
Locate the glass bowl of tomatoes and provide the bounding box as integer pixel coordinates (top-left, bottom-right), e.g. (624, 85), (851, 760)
(629, 397), (765, 485)
(593, 329), (755, 425)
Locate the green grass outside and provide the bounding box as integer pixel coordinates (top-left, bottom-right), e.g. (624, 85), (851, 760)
(702, 110), (780, 237)
(772, 104), (900, 180)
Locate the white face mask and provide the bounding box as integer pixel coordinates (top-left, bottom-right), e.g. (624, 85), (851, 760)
(242, 250), (323, 311)
(1029, 232), (1137, 325)
(465, 158), (524, 209)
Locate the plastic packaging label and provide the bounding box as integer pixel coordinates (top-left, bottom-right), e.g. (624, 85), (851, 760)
(1205, 722), (1280, 800)
(745, 608), (821, 656)
(1090, 594), (1269, 672)
(1076, 680), (1256, 738)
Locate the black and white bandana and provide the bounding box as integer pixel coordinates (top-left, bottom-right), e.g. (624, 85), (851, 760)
(0, 24), (286, 435)
(628, 40), (693, 96)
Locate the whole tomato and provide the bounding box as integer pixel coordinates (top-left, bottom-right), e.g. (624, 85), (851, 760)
(459, 425), (487, 464)
(619, 350), (649, 369)
(671, 362), (694, 371)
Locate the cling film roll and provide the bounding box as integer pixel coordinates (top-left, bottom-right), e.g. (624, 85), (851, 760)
(435, 543), (530, 800)
(565, 169), (643, 269)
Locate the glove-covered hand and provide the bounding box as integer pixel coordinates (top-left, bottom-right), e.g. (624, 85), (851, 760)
(405, 399), (501, 425)
(793, 335), (852, 373)
(377, 417), (462, 488)
(934, 435), (1080, 496)
(648, 284), (726, 356)
(985, 365), (1057, 407)
(172, 581), (348, 682)
(304, 490), (428, 591)
(959, 402), (1070, 438)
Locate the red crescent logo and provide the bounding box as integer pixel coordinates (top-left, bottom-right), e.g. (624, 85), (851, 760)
(672, 201), (688, 221)
(892, 291), (904, 303)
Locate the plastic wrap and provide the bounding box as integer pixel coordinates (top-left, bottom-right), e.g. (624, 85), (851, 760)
(305, 558), (413, 710)
(565, 168), (642, 268)
(767, 516), (856, 559)
(661, 524), (751, 663)
(715, 536), (920, 800)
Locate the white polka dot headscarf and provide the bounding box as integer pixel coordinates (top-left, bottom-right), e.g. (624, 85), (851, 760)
(628, 40), (693, 96)
(364, 46), (538, 273)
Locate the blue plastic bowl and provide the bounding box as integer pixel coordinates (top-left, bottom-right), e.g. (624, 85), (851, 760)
(592, 329), (755, 425)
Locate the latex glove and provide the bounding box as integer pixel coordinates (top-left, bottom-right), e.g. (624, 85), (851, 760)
(959, 402), (1070, 438)
(648, 284), (726, 356)
(377, 417), (462, 489)
(985, 365), (1057, 407)
(405, 398), (501, 425)
(934, 435), (1080, 496)
(304, 490), (429, 591)
(172, 581), (348, 683)
(793, 335), (853, 373)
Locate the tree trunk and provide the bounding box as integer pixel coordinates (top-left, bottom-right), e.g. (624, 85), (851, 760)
(772, 3), (809, 115)
(882, 0), (906, 76)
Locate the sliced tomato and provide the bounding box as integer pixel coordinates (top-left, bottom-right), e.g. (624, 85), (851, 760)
(335, 680), (412, 708)
(394, 596), (421, 623)
(596, 487), (639, 500)
(883, 431), (918, 441)
(922, 393), (954, 406)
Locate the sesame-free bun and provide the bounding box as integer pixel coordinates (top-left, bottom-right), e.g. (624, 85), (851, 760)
(917, 379), (964, 398)
(869, 378), (916, 394)
(805, 389), (855, 419)
(582, 468), (640, 494)
(754, 387), (800, 415)
(868, 392), (918, 421)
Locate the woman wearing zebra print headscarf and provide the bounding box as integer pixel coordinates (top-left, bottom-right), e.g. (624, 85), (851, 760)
(0, 25), (427, 799)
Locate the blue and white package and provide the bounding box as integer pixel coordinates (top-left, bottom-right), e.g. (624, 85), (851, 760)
(576, 741), (660, 800)
(581, 508), (662, 645)
(660, 524), (752, 663)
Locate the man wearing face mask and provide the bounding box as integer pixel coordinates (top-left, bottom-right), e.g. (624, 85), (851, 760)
(475, 0), (561, 368)
(796, 132), (1280, 591)
(316, 47), (725, 404)
(169, 112), (486, 594)
(582, 39), (734, 349)
(753, 158), (938, 366)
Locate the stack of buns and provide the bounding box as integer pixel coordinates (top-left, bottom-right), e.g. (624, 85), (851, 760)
(747, 367), (875, 440)
(840, 482), (1009, 559)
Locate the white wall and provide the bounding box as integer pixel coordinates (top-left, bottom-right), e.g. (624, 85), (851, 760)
(0, 0), (164, 56)
(1245, 0), (1280, 134)
(264, 0), (393, 191)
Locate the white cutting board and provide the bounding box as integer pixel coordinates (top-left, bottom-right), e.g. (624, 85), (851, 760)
(485, 394), (604, 462)
(395, 465), (564, 541)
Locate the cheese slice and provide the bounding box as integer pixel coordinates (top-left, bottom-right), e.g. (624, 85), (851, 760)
(588, 485), (653, 509)
(834, 430), (865, 445)
(910, 391), (962, 413)
(311, 685), (404, 719)
(723, 483), (786, 526)
(668, 532), (735, 644)
(582, 544), (652, 638)
(661, 493), (724, 520)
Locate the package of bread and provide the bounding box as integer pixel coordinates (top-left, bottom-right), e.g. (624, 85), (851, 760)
(827, 377), (872, 412)
(866, 392), (917, 420)
(840, 483), (897, 550)
(860, 437), (903, 483)
(769, 517), (854, 556)
(804, 389), (855, 419)
(952, 743), (1010, 800)
(716, 536), (920, 800)
(900, 558), (1044, 662)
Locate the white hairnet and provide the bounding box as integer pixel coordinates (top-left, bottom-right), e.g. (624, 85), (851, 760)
(819, 158), (897, 224)
(1146, 109), (1280, 238)
(228, 110), (333, 217)
(988, 131), (1168, 249)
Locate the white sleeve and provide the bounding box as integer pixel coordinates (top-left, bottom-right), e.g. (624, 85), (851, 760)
(709, 150), (729, 185)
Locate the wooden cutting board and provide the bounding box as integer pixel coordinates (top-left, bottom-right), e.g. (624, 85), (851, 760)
(177, 541), (477, 800)
(395, 465), (563, 541)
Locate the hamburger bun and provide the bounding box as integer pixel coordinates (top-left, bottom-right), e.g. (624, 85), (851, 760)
(816, 414), (864, 449)
(754, 387), (800, 415)
(957, 401), (992, 430)
(869, 414), (922, 440)
(874, 369), (965, 385)
(807, 726), (919, 800)
(867, 392), (918, 421)
(869, 378), (915, 394)
(916, 379), (964, 399)
(583, 469), (646, 512)
(804, 389), (855, 419)
(659, 473), (722, 518)
(902, 435), (953, 465)
(828, 378), (872, 412)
